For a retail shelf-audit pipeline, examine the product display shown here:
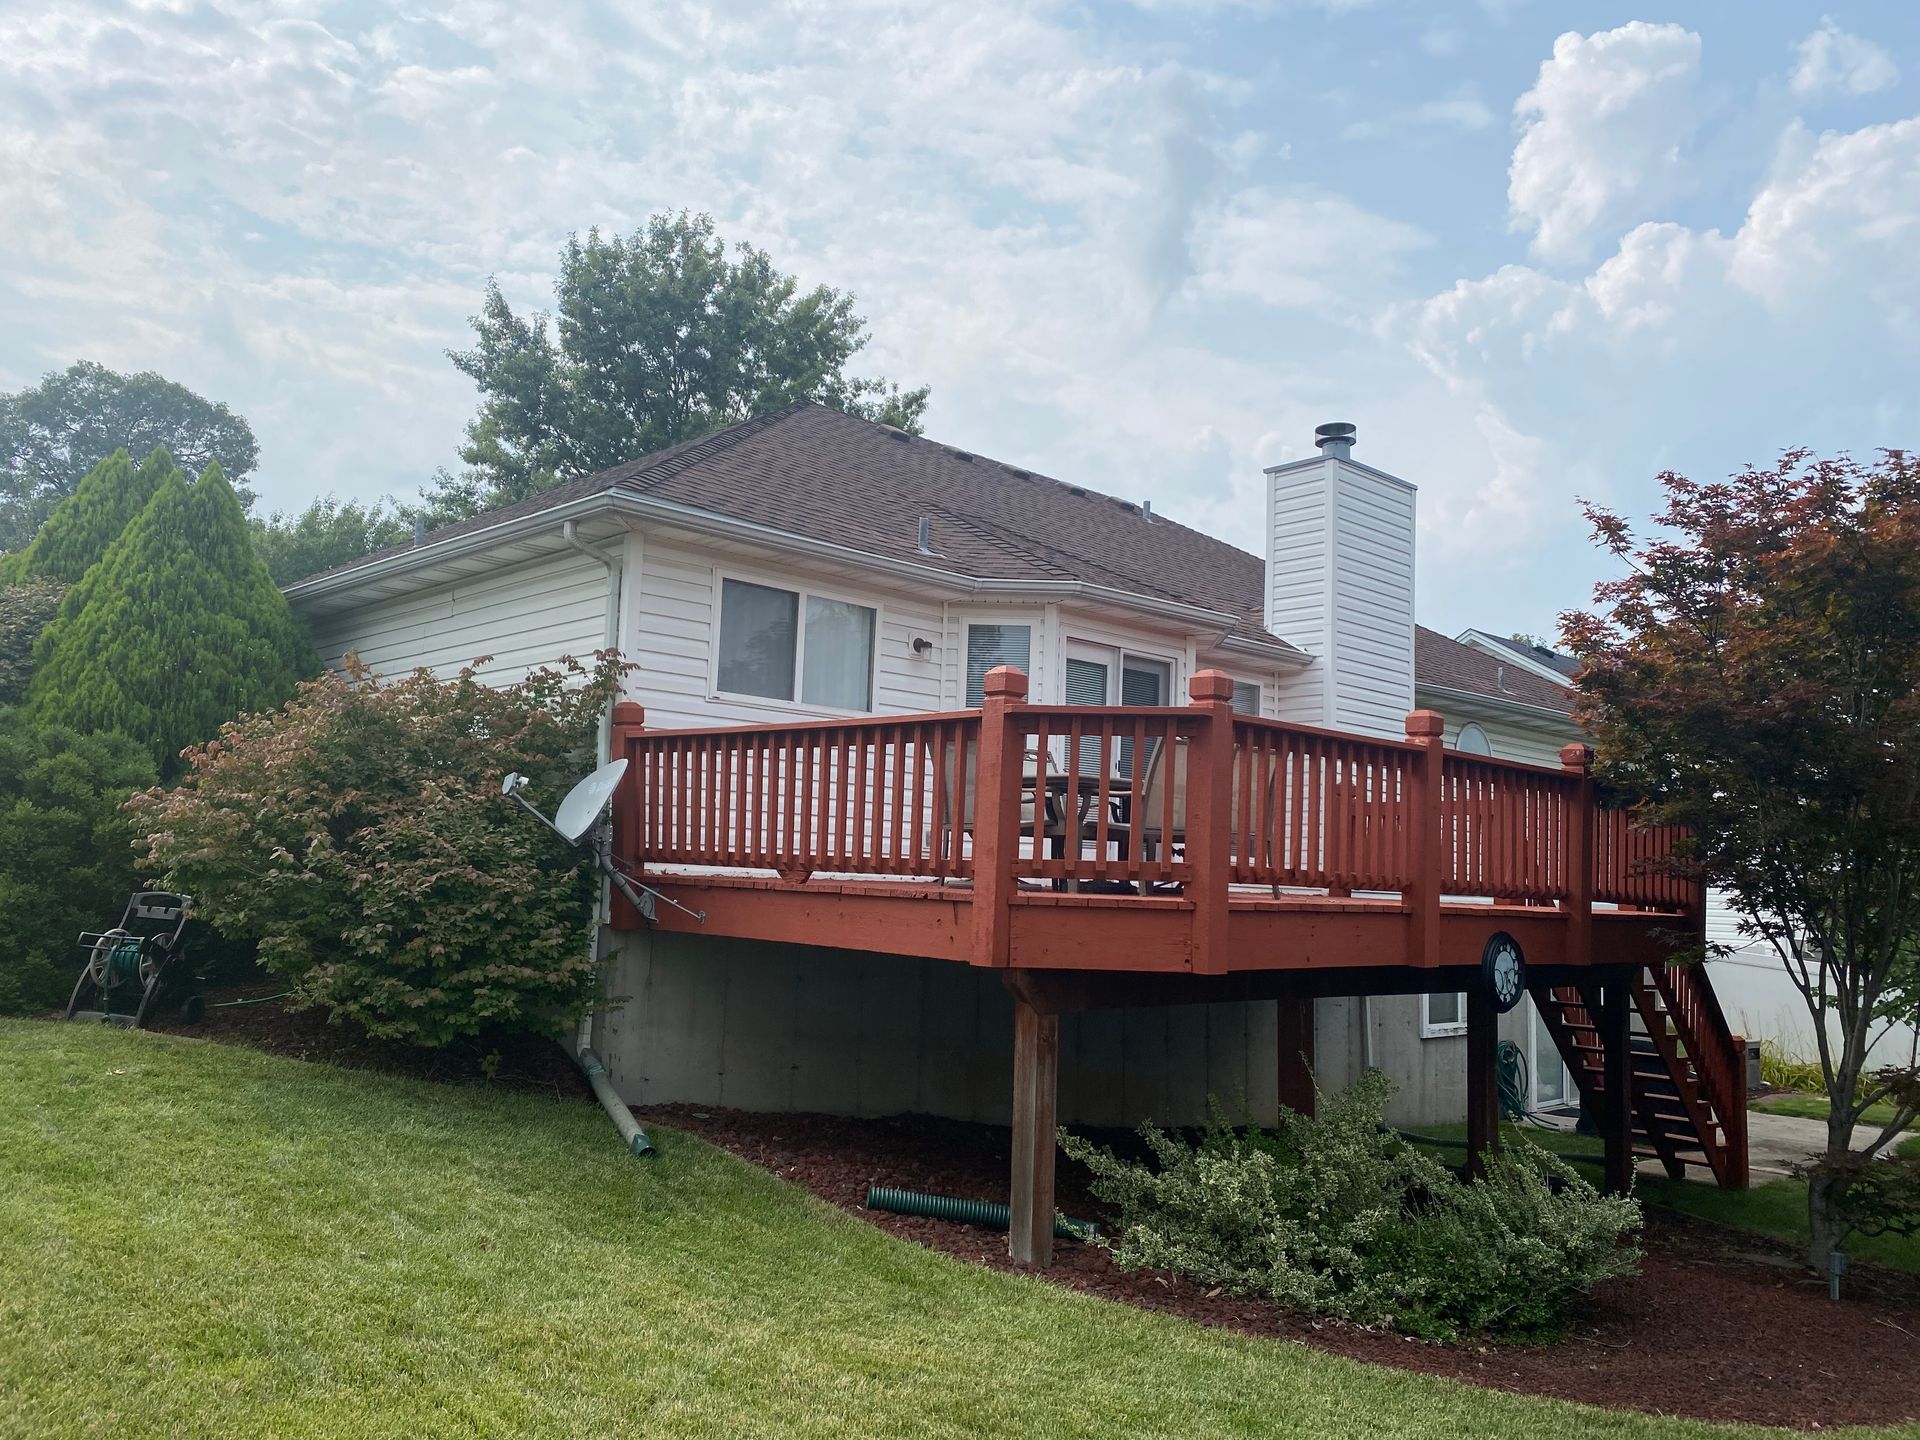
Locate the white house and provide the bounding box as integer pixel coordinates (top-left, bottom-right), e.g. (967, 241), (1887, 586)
(284, 406), (1721, 1138)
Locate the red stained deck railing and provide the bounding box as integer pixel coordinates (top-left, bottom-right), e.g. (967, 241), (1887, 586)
(609, 668), (1699, 966)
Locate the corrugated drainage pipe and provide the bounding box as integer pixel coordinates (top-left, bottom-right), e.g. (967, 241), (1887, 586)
(865, 1186), (1096, 1241)
(577, 1047), (655, 1158)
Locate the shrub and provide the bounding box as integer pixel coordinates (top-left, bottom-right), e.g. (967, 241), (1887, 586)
(28, 461), (315, 778)
(0, 711), (157, 1015)
(1059, 1071), (1643, 1342)
(1760, 1045), (1826, 1094)
(0, 577), (66, 705)
(129, 654), (628, 1046)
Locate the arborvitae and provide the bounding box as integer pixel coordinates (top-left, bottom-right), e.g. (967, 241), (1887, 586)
(0, 447), (176, 584)
(28, 461), (318, 776)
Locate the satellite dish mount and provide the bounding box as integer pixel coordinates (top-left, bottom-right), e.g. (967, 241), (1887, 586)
(502, 759), (705, 926)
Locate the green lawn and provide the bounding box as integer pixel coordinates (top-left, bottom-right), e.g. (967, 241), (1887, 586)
(1, 1025), (1914, 1440)
(1752, 1092), (1918, 1132)
(1405, 1121), (1920, 1275)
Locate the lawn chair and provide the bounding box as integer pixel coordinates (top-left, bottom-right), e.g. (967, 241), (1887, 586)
(938, 738), (1066, 873)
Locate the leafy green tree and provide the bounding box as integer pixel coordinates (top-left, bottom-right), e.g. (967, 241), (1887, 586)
(0, 712), (156, 1015)
(251, 495), (415, 586)
(0, 578), (66, 705)
(131, 655), (627, 1045)
(427, 211), (929, 519)
(1564, 449), (1920, 1270)
(27, 462), (316, 777)
(0, 447), (176, 584)
(0, 362), (258, 551)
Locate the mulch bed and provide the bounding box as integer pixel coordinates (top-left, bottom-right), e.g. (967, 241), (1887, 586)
(144, 984), (591, 1100)
(644, 1103), (1920, 1431)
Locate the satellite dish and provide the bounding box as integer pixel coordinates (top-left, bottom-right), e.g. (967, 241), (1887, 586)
(552, 758), (629, 844)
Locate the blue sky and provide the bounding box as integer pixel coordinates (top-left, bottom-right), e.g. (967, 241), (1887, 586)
(2, 2), (1915, 638)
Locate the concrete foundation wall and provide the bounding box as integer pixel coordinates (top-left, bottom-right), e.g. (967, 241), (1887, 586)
(596, 930), (1516, 1131)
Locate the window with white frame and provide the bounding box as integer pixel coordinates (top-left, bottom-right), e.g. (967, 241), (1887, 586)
(716, 577), (875, 711)
(964, 622), (1033, 706)
(1230, 680), (1261, 716)
(1421, 991), (1468, 1037)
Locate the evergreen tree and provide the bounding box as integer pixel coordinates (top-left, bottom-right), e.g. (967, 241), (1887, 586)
(28, 461), (317, 776)
(0, 447), (175, 584)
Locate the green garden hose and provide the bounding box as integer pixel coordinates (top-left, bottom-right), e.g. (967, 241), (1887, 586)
(864, 1186), (1097, 1242)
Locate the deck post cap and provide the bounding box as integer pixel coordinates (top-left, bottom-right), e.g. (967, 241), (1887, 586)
(1559, 742), (1594, 770)
(982, 665), (1029, 700)
(611, 700), (646, 728)
(1188, 669), (1235, 703)
(1404, 710), (1446, 739)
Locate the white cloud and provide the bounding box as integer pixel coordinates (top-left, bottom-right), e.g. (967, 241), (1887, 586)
(1791, 18), (1899, 99)
(1399, 113), (1920, 579)
(1508, 22), (1701, 265)
(1193, 189), (1430, 311)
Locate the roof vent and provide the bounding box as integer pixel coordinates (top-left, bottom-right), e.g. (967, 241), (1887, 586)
(412, 516), (426, 548)
(916, 516), (939, 556)
(881, 424), (912, 443)
(1141, 499), (1153, 523)
(1314, 422), (1357, 460)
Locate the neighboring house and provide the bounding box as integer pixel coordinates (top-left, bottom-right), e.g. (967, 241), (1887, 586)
(284, 406), (1730, 1158)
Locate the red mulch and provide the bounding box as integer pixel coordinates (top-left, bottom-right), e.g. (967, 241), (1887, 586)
(643, 1103), (1920, 1431)
(144, 984), (591, 1100)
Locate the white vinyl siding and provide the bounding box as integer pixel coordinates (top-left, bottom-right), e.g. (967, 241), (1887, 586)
(623, 535), (943, 729)
(306, 550), (611, 685)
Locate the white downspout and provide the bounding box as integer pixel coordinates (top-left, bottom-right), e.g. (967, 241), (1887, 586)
(562, 520), (625, 1060)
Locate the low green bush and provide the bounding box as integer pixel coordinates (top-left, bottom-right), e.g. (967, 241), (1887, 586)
(1060, 1070), (1643, 1342)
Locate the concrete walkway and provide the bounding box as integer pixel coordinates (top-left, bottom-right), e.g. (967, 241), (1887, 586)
(1744, 1109), (1896, 1178)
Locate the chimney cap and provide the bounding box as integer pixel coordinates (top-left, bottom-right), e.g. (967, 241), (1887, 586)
(1314, 422), (1357, 452)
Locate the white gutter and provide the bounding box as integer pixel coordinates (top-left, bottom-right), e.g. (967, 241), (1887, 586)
(288, 488), (1312, 666)
(1414, 682), (1576, 726)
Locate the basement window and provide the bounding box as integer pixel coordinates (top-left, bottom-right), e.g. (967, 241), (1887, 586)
(717, 577), (875, 711)
(1421, 991), (1468, 1038)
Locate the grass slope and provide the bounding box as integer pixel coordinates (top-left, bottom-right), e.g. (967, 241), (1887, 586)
(0, 1021), (1910, 1440)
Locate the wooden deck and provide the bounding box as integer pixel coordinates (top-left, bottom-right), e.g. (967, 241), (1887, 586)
(607, 666), (1700, 980)
(606, 666), (1743, 1266)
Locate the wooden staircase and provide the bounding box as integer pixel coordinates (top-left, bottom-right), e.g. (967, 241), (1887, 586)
(1531, 964), (1750, 1189)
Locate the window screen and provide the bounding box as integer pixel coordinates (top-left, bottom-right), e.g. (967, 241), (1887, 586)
(801, 597), (875, 710)
(1230, 680), (1261, 716)
(965, 623), (1032, 706)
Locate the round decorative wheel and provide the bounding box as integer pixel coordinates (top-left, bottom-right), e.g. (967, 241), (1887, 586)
(1481, 931), (1526, 1013)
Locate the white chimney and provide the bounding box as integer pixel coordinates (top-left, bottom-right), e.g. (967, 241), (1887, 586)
(1263, 422), (1416, 740)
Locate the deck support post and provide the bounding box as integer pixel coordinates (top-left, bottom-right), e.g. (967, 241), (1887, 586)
(1600, 968), (1635, 1196)
(1006, 977), (1060, 1268)
(1466, 984), (1500, 1178)
(1186, 671), (1237, 976)
(609, 702), (648, 927)
(973, 666), (1029, 969)
(1276, 997), (1317, 1118)
(1403, 711), (1448, 969)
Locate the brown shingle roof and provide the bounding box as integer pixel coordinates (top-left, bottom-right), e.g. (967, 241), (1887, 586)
(1415, 626), (1574, 715)
(299, 403), (1568, 712)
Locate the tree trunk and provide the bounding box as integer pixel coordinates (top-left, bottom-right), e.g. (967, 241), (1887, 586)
(1806, 1102), (1856, 1272)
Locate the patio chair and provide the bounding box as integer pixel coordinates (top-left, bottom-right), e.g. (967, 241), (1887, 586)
(938, 739), (1065, 865)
